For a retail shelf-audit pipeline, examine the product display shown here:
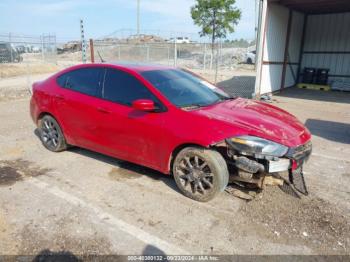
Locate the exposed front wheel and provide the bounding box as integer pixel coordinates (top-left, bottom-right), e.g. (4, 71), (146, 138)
(39, 115), (67, 152)
(173, 147), (229, 202)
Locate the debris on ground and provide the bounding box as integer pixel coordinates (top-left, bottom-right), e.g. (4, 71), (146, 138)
(260, 94), (272, 102)
(240, 186), (350, 254)
(225, 186), (255, 201)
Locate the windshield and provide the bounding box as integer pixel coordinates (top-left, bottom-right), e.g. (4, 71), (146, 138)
(141, 69), (231, 108)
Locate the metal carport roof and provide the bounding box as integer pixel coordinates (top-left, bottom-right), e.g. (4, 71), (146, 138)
(275, 0), (350, 14)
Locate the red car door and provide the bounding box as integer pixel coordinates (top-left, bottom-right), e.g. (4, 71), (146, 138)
(93, 67), (168, 169)
(52, 67), (105, 150)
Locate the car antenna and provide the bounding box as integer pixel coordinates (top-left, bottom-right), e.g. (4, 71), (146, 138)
(97, 50), (105, 62)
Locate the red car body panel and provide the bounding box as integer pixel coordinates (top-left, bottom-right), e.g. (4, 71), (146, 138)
(30, 63), (311, 174)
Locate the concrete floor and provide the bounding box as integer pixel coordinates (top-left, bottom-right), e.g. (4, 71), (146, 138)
(0, 81), (349, 257)
(274, 88), (350, 206)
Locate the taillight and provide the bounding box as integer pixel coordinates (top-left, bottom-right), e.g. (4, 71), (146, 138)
(31, 81), (38, 95)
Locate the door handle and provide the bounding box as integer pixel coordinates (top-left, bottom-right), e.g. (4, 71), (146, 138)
(97, 107), (111, 114)
(54, 94), (65, 100)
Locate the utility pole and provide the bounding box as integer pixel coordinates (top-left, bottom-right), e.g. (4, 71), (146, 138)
(174, 38), (177, 67)
(9, 33), (13, 62)
(137, 0), (140, 36)
(80, 19), (87, 63)
(255, 0), (259, 43)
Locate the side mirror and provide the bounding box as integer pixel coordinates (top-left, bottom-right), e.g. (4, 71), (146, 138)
(132, 99), (156, 112)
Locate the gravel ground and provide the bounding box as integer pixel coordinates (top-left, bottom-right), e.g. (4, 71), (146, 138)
(0, 72), (349, 257)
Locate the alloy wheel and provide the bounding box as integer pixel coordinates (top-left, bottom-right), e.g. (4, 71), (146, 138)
(41, 118), (60, 150)
(175, 155), (214, 195)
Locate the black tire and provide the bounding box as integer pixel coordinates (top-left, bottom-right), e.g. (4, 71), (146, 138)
(172, 147), (229, 202)
(247, 58), (253, 64)
(38, 115), (67, 152)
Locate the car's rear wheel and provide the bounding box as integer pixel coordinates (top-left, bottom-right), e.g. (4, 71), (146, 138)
(39, 115), (67, 152)
(172, 147), (229, 202)
(247, 58), (253, 64)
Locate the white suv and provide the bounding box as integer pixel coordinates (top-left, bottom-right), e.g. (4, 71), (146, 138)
(245, 50), (256, 64)
(168, 37), (191, 44)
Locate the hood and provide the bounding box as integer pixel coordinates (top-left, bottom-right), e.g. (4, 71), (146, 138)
(192, 98), (311, 147)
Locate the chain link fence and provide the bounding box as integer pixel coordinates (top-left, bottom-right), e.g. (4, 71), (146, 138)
(92, 40), (256, 98)
(0, 33), (57, 64)
(92, 41), (250, 69)
(0, 32), (256, 100)
(0, 33), (73, 100)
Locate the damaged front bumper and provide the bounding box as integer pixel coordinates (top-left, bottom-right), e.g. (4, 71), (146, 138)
(224, 139), (312, 195)
(285, 141), (312, 195)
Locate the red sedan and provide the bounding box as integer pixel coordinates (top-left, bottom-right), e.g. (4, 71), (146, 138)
(30, 63), (312, 201)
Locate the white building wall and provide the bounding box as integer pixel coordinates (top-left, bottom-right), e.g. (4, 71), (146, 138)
(285, 64), (299, 88)
(261, 65), (283, 93)
(260, 3), (304, 94)
(260, 3), (289, 94)
(284, 11), (304, 88)
(263, 4), (289, 62)
(288, 11), (304, 63)
(301, 12), (350, 82)
(257, 2), (350, 95)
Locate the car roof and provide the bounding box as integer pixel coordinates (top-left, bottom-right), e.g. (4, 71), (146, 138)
(109, 62), (174, 72)
(56, 62), (177, 78)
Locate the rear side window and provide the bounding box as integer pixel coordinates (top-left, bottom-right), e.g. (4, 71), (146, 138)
(102, 68), (160, 106)
(57, 68), (103, 97)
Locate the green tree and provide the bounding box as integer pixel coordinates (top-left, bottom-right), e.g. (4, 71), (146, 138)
(191, 0), (241, 52)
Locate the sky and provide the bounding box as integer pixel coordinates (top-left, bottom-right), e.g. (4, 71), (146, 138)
(0, 0), (257, 42)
